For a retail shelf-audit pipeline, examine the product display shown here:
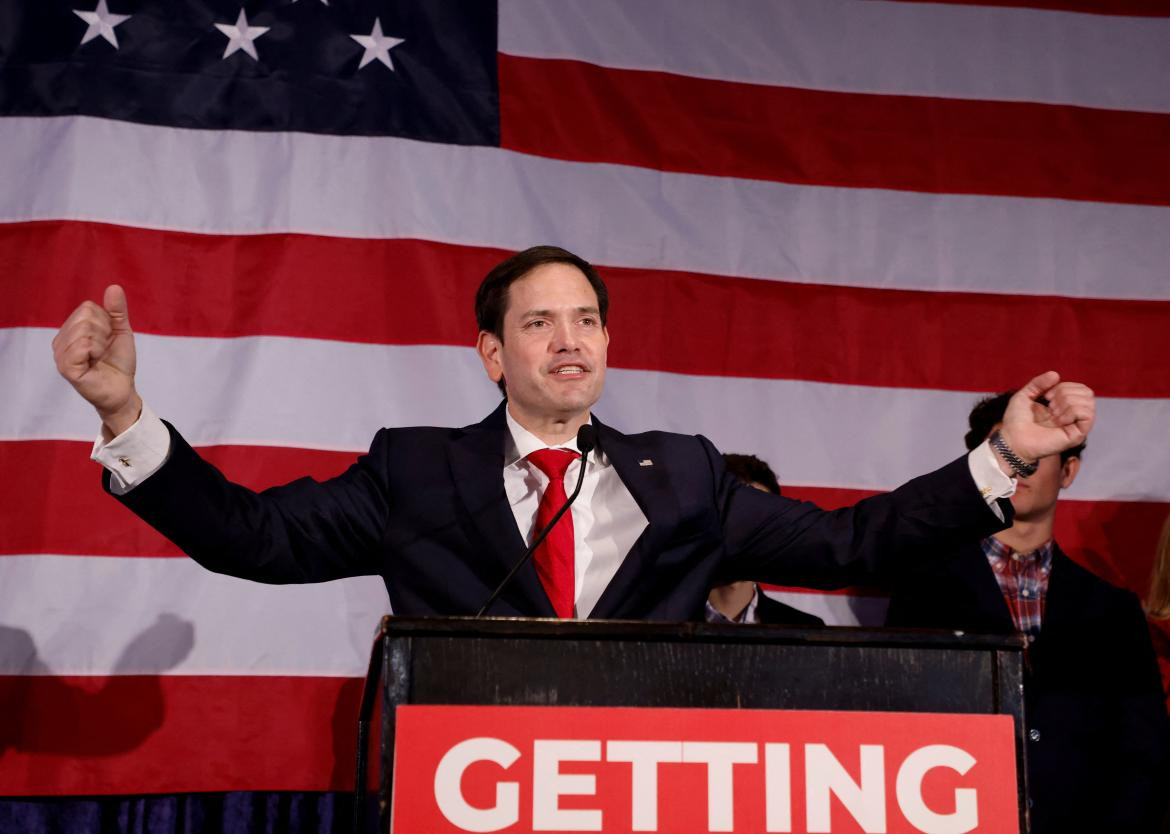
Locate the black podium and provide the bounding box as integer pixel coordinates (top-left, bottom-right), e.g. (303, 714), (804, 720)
(356, 616), (1028, 833)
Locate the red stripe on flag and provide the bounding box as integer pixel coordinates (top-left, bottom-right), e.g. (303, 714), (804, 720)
(0, 221), (496, 349)
(609, 264), (1169, 397)
(7, 221), (1170, 397)
(0, 674), (366, 795)
(0, 440), (359, 558)
(7, 440), (1165, 597)
(498, 55), (1170, 206)
(760, 584), (883, 598)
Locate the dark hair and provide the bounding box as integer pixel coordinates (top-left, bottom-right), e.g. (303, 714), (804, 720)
(475, 245), (610, 396)
(722, 453), (782, 496)
(965, 390), (1085, 463)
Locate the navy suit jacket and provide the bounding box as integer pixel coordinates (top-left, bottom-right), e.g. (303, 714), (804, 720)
(113, 403), (1007, 621)
(886, 543), (1170, 832)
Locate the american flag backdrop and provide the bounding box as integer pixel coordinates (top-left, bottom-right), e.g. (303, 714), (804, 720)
(1, 0), (1168, 799)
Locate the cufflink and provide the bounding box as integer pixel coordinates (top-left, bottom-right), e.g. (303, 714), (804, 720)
(117, 456), (132, 467)
(639, 459), (653, 467)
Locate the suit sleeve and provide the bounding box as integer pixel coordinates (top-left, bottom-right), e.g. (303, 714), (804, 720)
(704, 435), (1012, 589)
(107, 421), (391, 583)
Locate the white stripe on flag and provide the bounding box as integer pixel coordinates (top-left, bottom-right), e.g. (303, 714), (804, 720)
(5, 328), (1168, 502)
(0, 556), (891, 675)
(1, 116), (1168, 300)
(762, 589), (890, 629)
(0, 555), (389, 677)
(499, 0), (1170, 114)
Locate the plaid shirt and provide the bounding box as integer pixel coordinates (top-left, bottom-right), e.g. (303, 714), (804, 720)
(982, 536), (1054, 640)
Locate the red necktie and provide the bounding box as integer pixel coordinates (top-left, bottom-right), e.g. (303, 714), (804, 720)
(526, 448), (581, 618)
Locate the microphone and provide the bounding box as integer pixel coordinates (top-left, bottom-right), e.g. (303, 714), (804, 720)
(575, 424), (597, 457)
(476, 424), (597, 617)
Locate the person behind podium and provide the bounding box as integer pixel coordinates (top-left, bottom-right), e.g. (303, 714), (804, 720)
(705, 453), (823, 626)
(885, 390), (1170, 833)
(52, 245), (1097, 622)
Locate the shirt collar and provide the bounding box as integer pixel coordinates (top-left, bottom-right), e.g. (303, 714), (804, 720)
(503, 406), (609, 469)
(982, 536), (1055, 567)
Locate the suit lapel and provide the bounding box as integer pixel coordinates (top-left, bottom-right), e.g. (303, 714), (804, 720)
(448, 403), (556, 617)
(1035, 546), (1084, 645)
(587, 419), (681, 619)
(953, 541), (1017, 632)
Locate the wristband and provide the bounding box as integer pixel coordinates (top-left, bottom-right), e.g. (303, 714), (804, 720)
(989, 429), (1038, 478)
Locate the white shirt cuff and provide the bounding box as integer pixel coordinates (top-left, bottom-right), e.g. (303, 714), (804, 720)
(966, 440), (1016, 521)
(90, 401), (172, 495)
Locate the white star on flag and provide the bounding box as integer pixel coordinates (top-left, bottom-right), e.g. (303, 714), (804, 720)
(214, 9), (270, 61)
(350, 19), (405, 71)
(73, 0), (131, 49)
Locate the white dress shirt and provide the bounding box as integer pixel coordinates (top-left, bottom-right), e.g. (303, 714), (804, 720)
(502, 409), (647, 617)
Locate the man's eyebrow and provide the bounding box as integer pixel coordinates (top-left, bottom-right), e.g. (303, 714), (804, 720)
(519, 306), (601, 318)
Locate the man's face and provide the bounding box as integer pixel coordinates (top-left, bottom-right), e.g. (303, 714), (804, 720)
(476, 262), (609, 428)
(993, 421), (1080, 521)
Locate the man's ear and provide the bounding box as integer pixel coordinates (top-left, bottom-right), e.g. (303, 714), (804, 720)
(476, 330), (503, 383)
(1060, 456), (1081, 490)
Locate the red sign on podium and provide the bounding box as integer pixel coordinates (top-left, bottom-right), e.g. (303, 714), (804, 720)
(390, 705), (1018, 834)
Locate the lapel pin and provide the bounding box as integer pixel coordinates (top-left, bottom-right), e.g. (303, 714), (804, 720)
(639, 459), (653, 466)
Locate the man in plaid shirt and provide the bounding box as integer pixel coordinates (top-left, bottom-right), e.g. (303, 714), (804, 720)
(886, 391), (1169, 834)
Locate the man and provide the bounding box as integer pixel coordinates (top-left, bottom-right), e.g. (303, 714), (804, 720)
(886, 391), (1170, 832)
(52, 245), (1095, 621)
(706, 453), (823, 626)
